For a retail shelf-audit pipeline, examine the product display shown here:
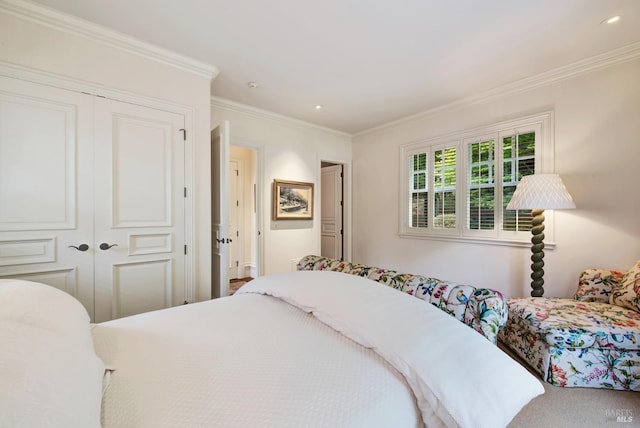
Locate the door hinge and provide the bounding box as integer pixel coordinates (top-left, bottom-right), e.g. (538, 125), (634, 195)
(179, 128), (187, 141)
(236, 200), (239, 207)
(184, 187), (187, 197)
(340, 229), (343, 235)
(236, 169), (239, 176)
(184, 245), (187, 255)
(340, 172), (343, 178)
(236, 230), (239, 237)
(340, 200), (343, 206)
(236, 261), (239, 267)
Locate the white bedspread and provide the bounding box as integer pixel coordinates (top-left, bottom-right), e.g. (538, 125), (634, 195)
(94, 270), (542, 428)
(237, 271), (544, 428)
(93, 273), (421, 428)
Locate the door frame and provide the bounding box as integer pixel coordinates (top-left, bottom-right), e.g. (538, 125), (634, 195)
(320, 163), (344, 260)
(231, 139), (264, 280)
(0, 62), (197, 304)
(318, 157), (352, 261)
(210, 130), (264, 298)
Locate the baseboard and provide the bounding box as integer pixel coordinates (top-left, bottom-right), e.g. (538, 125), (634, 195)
(242, 263), (256, 278)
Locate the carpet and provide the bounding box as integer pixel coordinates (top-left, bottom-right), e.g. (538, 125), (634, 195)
(503, 343), (640, 427)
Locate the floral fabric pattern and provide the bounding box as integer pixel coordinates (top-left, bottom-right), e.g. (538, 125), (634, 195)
(575, 268), (624, 303)
(611, 260), (640, 313)
(296, 255), (507, 344)
(499, 296), (640, 391)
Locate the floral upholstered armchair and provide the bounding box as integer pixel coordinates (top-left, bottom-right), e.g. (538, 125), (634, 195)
(499, 262), (640, 391)
(296, 255), (508, 344)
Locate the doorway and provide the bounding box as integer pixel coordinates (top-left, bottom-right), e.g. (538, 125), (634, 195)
(321, 161), (345, 260)
(228, 145), (259, 291)
(210, 121), (262, 299)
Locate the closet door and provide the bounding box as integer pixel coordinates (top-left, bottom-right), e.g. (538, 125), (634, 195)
(93, 98), (185, 322)
(0, 76), (95, 315)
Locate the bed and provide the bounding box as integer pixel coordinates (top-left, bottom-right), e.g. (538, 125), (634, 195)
(1, 270), (544, 427)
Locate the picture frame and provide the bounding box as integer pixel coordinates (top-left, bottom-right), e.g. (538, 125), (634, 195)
(272, 179), (314, 220)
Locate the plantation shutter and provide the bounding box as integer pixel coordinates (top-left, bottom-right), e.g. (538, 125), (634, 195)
(409, 151), (428, 228)
(433, 146), (456, 230)
(502, 132), (536, 232)
(467, 138), (496, 231)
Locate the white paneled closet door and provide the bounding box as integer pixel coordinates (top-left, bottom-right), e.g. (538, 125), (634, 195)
(0, 76), (95, 315)
(0, 76), (186, 322)
(93, 98), (185, 322)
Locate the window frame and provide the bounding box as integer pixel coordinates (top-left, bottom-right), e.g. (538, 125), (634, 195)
(399, 111), (554, 247)
(430, 142), (460, 237)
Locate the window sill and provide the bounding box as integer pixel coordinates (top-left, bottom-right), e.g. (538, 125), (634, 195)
(398, 232), (556, 249)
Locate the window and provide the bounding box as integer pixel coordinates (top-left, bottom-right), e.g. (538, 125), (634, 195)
(399, 112), (553, 245)
(409, 152), (428, 228)
(467, 138), (495, 231)
(433, 146), (457, 231)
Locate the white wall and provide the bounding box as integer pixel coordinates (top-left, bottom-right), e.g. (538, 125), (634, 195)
(0, 6), (215, 301)
(212, 100), (352, 275)
(352, 58), (640, 298)
(5, 2), (637, 301)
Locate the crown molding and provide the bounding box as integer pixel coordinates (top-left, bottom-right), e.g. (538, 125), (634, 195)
(356, 41), (640, 137)
(0, 0), (219, 80)
(0, 61), (197, 117)
(211, 96), (352, 138)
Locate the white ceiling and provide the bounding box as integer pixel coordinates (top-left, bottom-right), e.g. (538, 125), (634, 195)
(28, 0), (640, 134)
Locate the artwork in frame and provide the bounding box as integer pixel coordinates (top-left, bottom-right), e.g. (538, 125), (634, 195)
(272, 179), (314, 220)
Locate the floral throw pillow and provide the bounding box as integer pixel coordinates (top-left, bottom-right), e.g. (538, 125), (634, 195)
(575, 268), (624, 303)
(610, 261), (640, 312)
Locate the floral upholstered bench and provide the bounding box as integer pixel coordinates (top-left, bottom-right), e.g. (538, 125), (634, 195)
(499, 262), (640, 391)
(296, 255), (507, 344)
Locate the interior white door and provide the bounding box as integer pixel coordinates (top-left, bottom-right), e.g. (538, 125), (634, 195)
(0, 76), (95, 315)
(211, 122), (230, 298)
(321, 164), (343, 260)
(93, 97), (186, 322)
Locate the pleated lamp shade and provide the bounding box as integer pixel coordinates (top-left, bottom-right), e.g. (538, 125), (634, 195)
(506, 174), (575, 210)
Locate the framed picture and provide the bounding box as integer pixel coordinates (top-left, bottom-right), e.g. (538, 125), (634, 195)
(272, 179), (314, 220)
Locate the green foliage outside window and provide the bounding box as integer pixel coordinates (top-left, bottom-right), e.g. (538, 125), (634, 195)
(468, 139), (495, 230)
(434, 147), (456, 229)
(468, 133), (535, 231)
(408, 132), (535, 232)
(502, 132), (535, 232)
(410, 153), (428, 227)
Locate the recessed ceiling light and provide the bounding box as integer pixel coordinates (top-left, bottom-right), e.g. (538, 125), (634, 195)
(247, 81), (259, 88)
(315, 105), (323, 110)
(601, 15), (621, 25)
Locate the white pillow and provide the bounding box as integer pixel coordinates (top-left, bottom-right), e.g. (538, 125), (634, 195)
(0, 279), (94, 348)
(0, 280), (105, 428)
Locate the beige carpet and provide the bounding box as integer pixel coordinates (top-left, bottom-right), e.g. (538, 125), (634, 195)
(503, 343), (640, 427)
(510, 381), (639, 427)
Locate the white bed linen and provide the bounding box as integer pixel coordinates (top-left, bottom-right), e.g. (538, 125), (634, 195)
(0, 280), (105, 428)
(237, 271), (544, 428)
(93, 279), (421, 427)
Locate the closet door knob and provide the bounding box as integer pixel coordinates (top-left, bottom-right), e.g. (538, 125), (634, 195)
(99, 243), (118, 251)
(68, 244), (89, 252)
